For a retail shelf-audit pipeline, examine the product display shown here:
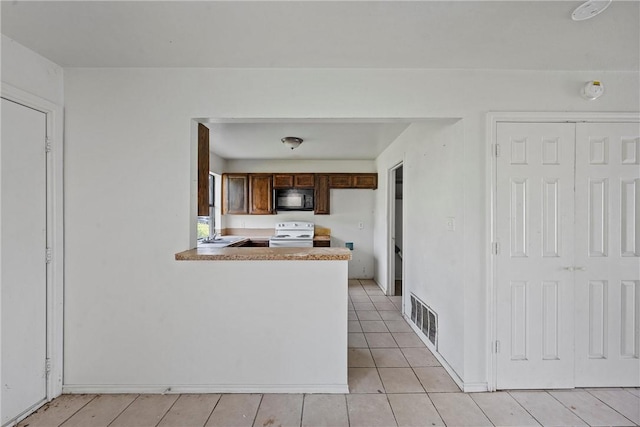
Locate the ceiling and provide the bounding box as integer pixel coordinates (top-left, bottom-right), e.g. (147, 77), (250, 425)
(2, 1), (638, 71)
(205, 121), (412, 160)
(3, 1), (638, 161)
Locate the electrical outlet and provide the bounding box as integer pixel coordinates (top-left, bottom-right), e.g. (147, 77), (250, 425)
(358, 222), (364, 229)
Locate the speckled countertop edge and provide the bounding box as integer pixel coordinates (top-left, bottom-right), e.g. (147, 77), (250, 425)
(175, 247), (351, 261)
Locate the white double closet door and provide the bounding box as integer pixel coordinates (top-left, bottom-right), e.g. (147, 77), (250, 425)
(496, 121), (639, 389)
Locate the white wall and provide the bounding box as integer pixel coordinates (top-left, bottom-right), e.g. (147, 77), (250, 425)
(224, 159), (376, 278)
(375, 120), (467, 379)
(64, 259), (349, 393)
(62, 67), (639, 389)
(209, 149), (227, 175)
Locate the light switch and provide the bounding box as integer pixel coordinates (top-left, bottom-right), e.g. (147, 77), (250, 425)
(446, 217), (455, 231)
(358, 222), (364, 229)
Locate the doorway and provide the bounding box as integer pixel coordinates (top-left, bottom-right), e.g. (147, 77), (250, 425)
(389, 163), (403, 296)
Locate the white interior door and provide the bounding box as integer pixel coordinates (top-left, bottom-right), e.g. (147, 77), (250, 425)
(1, 98), (48, 425)
(574, 122), (640, 386)
(495, 122), (576, 389)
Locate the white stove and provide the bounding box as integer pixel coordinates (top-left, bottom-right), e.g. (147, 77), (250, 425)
(269, 221), (315, 248)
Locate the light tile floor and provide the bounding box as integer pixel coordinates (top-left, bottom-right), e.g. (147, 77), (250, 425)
(19, 279), (640, 427)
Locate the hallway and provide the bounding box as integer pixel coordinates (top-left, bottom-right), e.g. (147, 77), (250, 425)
(17, 279), (640, 426)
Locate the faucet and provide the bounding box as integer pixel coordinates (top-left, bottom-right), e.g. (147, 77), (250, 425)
(202, 232), (221, 243)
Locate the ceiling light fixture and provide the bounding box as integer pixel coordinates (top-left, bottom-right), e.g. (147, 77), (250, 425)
(571, 0), (612, 21)
(281, 136), (303, 150)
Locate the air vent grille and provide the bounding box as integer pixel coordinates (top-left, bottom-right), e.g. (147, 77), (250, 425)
(410, 294), (438, 348)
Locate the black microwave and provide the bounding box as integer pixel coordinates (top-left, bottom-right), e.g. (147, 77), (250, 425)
(274, 188), (314, 211)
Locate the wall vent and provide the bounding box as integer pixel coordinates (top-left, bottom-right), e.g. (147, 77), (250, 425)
(410, 294), (438, 348)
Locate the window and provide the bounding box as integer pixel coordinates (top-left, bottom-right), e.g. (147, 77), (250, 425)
(197, 174), (215, 239)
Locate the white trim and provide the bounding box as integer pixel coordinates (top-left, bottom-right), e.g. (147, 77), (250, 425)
(486, 111), (640, 124)
(403, 314), (488, 392)
(1, 83), (64, 402)
(387, 161), (403, 297)
(463, 383), (490, 393)
(1, 398), (48, 427)
(486, 111), (640, 392)
(63, 384), (349, 394)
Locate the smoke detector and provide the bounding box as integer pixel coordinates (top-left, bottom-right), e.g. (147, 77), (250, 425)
(572, 0), (612, 21)
(582, 80), (605, 100)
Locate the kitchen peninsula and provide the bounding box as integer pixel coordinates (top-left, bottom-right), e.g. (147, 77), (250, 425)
(175, 246), (350, 261)
(174, 245), (351, 393)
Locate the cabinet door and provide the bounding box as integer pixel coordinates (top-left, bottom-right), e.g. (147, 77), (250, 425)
(273, 174), (294, 188)
(294, 174), (315, 188)
(314, 174), (330, 214)
(249, 174), (273, 215)
(329, 174), (352, 188)
(222, 174), (248, 214)
(197, 124), (210, 216)
(353, 173), (378, 189)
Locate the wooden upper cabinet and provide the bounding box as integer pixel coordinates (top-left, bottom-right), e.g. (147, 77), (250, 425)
(249, 174), (274, 215)
(273, 173), (315, 188)
(222, 174), (248, 214)
(197, 123), (210, 216)
(273, 174), (294, 188)
(293, 174), (315, 188)
(224, 171), (376, 216)
(329, 174), (353, 188)
(314, 174), (330, 215)
(353, 174), (378, 189)
(329, 173), (377, 189)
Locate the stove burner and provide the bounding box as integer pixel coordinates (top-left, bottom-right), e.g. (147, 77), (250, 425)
(274, 234), (291, 238)
(298, 234), (311, 238)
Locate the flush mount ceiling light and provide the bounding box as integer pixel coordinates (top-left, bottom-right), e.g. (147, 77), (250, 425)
(281, 136), (303, 150)
(572, 0), (612, 21)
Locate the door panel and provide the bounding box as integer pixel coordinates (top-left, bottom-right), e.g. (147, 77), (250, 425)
(574, 122), (640, 386)
(496, 122), (576, 389)
(1, 98), (48, 424)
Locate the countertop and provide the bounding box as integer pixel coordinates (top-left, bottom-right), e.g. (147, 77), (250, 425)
(175, 246), (351, 261)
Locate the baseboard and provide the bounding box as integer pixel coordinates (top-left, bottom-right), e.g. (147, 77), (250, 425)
(2, 397), (48, 427)
(403, 314), (488, 393)
(62, 383), (349, 394)
(462, 382), (490, 393)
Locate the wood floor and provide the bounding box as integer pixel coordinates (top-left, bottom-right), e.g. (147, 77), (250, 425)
(17, 279), (640, 427)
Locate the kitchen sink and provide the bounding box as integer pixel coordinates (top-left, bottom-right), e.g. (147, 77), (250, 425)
(197, 236), (245, 248)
